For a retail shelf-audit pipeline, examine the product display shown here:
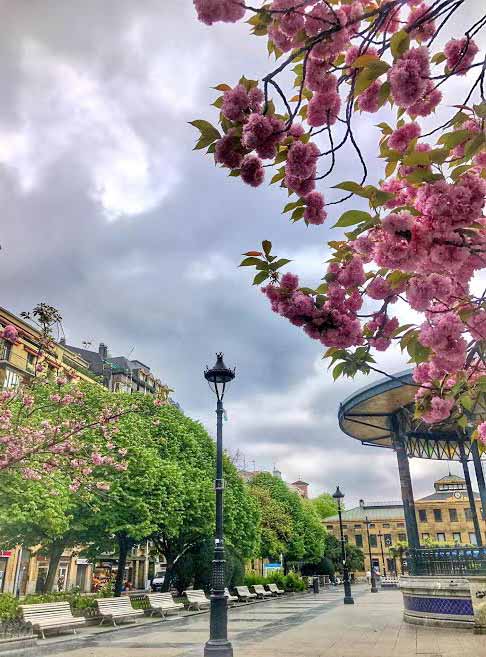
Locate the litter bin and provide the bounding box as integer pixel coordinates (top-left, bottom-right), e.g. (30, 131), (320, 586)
(312, 576), (319, 594)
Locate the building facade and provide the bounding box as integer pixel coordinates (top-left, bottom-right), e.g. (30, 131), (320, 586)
(324, 474), (485, 575)
(63, 342), (170, 398)
(0, 307), (97, 390)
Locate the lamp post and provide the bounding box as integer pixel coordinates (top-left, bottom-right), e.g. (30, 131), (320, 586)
(332, 486), (354, 605)
(378, 533), (387, 577)
(364, 517), (378, 593)
(204, 353), (235, 657)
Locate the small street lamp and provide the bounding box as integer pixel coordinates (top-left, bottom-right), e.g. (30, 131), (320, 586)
(332, 486), (354, 605)
(364, 517), (378, 593)
(204, 353), (236, 657)
(378, 533), (387, 577)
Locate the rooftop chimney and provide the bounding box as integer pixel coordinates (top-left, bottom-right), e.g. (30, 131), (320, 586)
(98, 343), (108, 360)
(272, 467), (282, 479)
(359, 499), (365, 508)
(59, 337), (66, 345)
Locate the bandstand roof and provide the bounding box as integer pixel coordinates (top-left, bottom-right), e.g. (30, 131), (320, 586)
(338, 370), (477, 461)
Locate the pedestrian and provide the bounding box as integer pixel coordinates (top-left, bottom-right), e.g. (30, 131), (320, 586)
(57, 574), (65, 592)
(366, 570), (371, 584)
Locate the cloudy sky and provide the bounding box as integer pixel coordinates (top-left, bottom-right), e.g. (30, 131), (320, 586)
(1, 1), (485, 506)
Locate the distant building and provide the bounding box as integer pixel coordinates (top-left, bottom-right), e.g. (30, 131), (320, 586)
(324, 474), (483, 575)
(63, 341), (171, 399)
(0, 306), (97, 390)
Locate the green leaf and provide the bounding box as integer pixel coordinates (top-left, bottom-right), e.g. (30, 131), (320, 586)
(291, 207), (305, 222)
(402, 150), (432, 166)
(262, 240), (272, 256)
(464, 133), (486, 159)
(283, 200), (304, 213)
(406, 169), (443, 184)
(228, 169), (240, 177)
(354, 60), (390, 95)
(270, 258), (291, 271)
(390, 30), (410, 59)
(450, 164), (471, 181)
(376, 122), (393, 135)
(240, 257), (263, 267)
(431, 52), (446, 65)
(332, 181), (365, 195)
(474, 102), (486, 119)
(253, 271), (269, 285)
(459, 394), (473, 411)
(189, 120), (221, 141)
(333, 210), (372, 228)
(351, 54), (380, 68)
(332, 362), (345, 381)
(271, 169), (286, 185)
(438, 129), (470, 148)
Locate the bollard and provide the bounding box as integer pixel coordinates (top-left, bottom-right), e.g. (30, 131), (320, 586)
(312, 576), (319, 594)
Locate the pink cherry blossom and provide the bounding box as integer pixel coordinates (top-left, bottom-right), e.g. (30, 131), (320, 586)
(444, 37), (479, 75)
(240, 155), (264, 187)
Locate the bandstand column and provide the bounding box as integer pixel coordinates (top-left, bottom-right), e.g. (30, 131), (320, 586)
(459, 439), (483, 546)
(391, 417), (420, 549)
(471, 440), (486, 522)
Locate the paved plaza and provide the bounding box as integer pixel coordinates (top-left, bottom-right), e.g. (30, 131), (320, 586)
(29, 585), (486, 657)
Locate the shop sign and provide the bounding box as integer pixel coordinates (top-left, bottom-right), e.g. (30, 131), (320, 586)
(0, 551), (11, 558)
(76, 559), (90, 565)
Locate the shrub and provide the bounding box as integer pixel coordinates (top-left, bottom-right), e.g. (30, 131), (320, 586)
(243, 572), (307, 592)
(0, 594), (19, 621)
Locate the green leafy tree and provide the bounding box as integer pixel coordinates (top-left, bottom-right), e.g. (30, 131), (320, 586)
(249, 473), (325, 565)
(311, 493), (338, 520)
(324, 534), (364, 574)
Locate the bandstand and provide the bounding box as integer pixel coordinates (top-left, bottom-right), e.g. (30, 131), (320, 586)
(339, 370), (486, 630)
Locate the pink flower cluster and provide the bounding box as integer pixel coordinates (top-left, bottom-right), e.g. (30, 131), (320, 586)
(262, 270), (363, 348)
(444, 37), (479, 75)
(222, 84), (263, 122)
(1, 325), (19, 343)
(193, 0), (245, 25)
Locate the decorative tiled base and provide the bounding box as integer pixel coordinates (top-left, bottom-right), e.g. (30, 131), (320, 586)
(400, 576), (474, 627)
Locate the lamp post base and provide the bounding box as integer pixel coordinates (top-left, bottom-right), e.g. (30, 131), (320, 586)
(370, 585), (378, 593)
(204, 639), (234, 657)
(344, 596), (355, 604)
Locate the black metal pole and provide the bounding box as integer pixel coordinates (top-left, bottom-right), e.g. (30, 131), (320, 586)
(204, 399), (232, 657)
(365, 517), (378, 593)
(471, 440), (486, 522)
(378, 533), (387, 577)
(459, 439), (483, 547)
(391, 422), (420, 550)
(337, 499), (354, 604)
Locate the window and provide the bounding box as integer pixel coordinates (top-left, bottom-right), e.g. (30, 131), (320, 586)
(342, 525), (348, 529)
(465, 508), (473, 521)
(433, 509), (442, 522)
(344, 535), (349, 543)
(26, 352), (37, 373)
(383, 524), (390, 528)
(369, 534), (377, 548)
(453, 532), (462, 544)
(326, 525), (333, 530)
(354, 524), (362, 529)
(421, 533), (430, 540)
(0, 340), (11, 361)
(369, 523), (375, 528)
(3, 368), (20, 390)
(384, 534), (392, 547)
(397, 523), (405, 528)
(419, 510), (427, 522)
(398, 533), (407, 542)
(469, 533), (478, 546)
(449, 508), (458, 522)
(355, 535), (363, 547)
(436, 533), (446, 542)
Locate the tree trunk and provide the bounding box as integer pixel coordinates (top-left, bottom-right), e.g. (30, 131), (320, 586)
(114, 533), (131, 597)
(43, 540), (66, 593)
(161, 556), (174, 592)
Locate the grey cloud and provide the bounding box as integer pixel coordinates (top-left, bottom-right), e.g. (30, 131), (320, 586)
(1, 1), (485, 507)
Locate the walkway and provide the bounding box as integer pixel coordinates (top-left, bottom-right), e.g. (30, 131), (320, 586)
(35, 585), (486, 657)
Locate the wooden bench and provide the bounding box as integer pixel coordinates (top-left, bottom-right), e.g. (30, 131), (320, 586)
(20, 601), (86, 639)
(224, 588), (238, 604)
(381, 576), (399, 588)
(252, 584), (273, 599)
(144, 592), (184, 617)
(184, 590), (210, 610)
(266, 583), (285, 596)
(96, 597), (144, 626)
(235, 586), (257, 602)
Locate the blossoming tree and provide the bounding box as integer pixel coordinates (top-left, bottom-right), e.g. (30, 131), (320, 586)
(191, 0), (486, 441)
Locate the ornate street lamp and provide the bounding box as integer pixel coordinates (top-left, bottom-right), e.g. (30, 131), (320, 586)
(332, 486), (354, 605)
(365, 516), (378, 593)
(204, 353), (236, 657)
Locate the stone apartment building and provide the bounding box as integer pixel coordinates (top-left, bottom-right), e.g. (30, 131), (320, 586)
(324, 474), (485, 575)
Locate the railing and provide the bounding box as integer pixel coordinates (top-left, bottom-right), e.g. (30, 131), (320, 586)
(408, 546), (486, 577)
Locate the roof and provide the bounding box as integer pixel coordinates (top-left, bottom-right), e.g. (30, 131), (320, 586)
(325, 502), (404, 522)
(436, 474), (465, 483)
(291, 480), (309, 486)
(418, 490), (480, 501)
(65, 345), (104, 374)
